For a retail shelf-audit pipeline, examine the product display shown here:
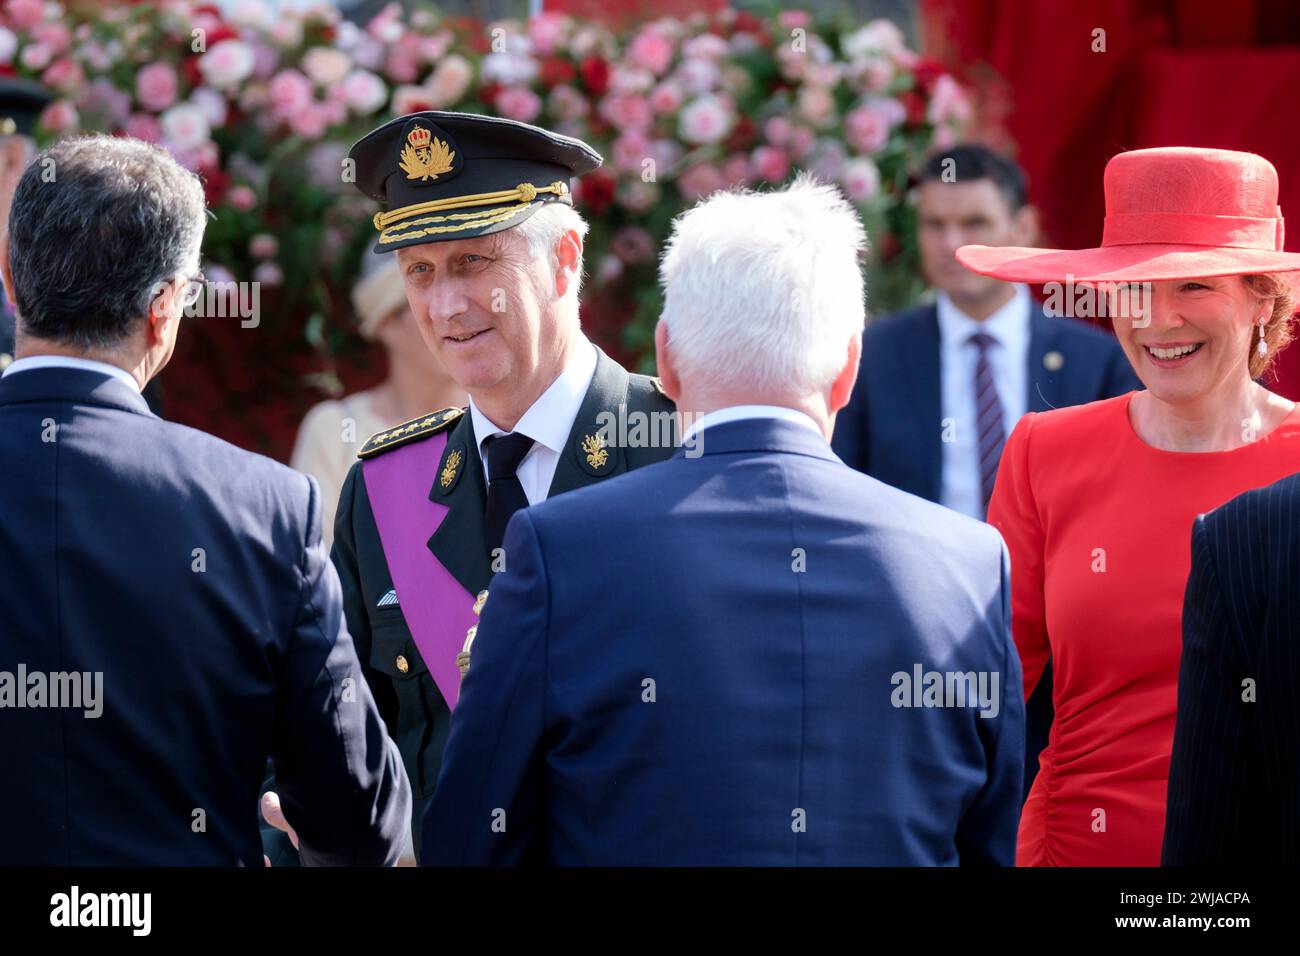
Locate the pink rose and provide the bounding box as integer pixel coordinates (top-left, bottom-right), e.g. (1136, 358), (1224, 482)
(599, 93), (652, 133)
(303, 47), (351, 87)
(681, 34), (728, 61)
(721, 154), (751, 188)
(611, 226), (655, 265)
(797, 86), (835, 128)
(427, 54), (472, 108)
(7, 0), (45, 32)
(611, 130), (650, 174)
(198, 40), (256, 89)
(253, 262), (283, 287)
(547, 84), (589, 122)
(268, 70), (314, 118)
(20, 43), (51, 71)
(189, 88), (228, 127)
(649, 81), (683, 115)
(840, 157), (881, 202)
(495, 86), (542, 123)
(764, 116), (793, 147)
(676, 162), (725, 202)
(160, 103), (210, 152)
(778, 10), (812, 30)
(340, 69), (388, 115)
(845, 103), (891, 154)
(136, 63), (179, 113)
(673, 58), (719, 95)
(391, 85), (435, 116)
(249, 234), (279, 260)
(789, 126), (817, 159)
(528, 13), (569, 56)
(288, 104), (329, 140)
(31, 21), (70, 54)
(628, 29), (674, 76)
(124, 112), (162, 143)
(751, 146), (790, 183)
(0, 27), (16, 65)
(927, 75), (973, 127)
(678, 94), (733, 145)
(617, 180), (660, 214)
(384, 49), (419, 85)
(227, 185), (258, 212)
(41, 56), (83, 94)
(39, 100), (78, 135)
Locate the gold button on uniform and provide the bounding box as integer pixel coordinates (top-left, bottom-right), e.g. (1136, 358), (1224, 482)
(1043, 350), (1064, 371)
(395, 655), (409, 674)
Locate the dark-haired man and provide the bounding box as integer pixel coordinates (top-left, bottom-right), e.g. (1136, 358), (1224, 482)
(831, 144), (1139, 796)
(0, 135), (409, 865)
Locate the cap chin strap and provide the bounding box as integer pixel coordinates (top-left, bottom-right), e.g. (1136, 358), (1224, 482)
(373, 181), (569, 245)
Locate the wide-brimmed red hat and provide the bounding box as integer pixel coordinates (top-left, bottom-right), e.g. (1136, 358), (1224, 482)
(956, 147), (1300, 282)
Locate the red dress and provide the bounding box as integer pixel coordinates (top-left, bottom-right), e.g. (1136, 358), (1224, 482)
(989, 392), (1300, 866)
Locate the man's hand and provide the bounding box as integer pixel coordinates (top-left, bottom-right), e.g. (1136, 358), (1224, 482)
(261, 791), (300, 861)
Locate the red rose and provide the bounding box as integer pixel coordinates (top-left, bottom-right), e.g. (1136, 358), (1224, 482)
(202, 169), (230, 207)
(476, 81), (501, 109)
(899, 90), (927, 126)
(574, 169), (616, 216)
(579, 56), (610, 97)
(733, 11), (763, 35)
(877, 232), (902, 262)
(540, 57), (576, 89)
(911, 58), (948, 94)
(724, 114), (757, 153)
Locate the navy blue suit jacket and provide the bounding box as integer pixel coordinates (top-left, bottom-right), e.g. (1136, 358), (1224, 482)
(1163, 474), (1300, 865)
(0, 367), (410, 865)
(831, 301), (1140, 501)
(423, 418), (1024, 865)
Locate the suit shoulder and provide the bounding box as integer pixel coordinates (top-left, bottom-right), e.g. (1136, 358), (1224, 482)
(1205, 472), (1300, 537)
(626, 372), (676, 413)
(357, 406), (464, 460)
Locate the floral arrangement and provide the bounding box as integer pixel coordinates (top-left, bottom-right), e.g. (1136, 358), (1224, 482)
(1, 0), (970, 457)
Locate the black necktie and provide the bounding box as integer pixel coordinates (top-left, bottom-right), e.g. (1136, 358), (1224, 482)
(484, 432), (535, 557)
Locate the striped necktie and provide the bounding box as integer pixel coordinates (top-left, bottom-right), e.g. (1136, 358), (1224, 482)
(970, 331), (1006, 516)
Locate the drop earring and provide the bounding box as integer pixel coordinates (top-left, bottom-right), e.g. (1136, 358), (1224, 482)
(1258, 316), (1269, 357)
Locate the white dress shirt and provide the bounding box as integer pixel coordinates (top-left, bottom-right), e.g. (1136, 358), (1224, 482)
(682, 404), (823, 445)
(468, 336), (598, 505)
(936, 284), (1030, 519)
(1, 354), (141, 393)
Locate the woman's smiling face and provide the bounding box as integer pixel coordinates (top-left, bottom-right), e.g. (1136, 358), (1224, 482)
(1111, 276), (1272, 405)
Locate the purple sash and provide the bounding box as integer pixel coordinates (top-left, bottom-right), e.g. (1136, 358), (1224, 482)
(362, 432), (476, 710)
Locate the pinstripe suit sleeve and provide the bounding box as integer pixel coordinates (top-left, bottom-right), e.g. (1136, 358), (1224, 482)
(1162, 510), (1260, 865)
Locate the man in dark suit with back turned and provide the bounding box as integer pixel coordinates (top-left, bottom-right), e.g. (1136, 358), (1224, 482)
(424, 177), (1024, 865)
(834, 145), (1141, 797)
(0, 135), (409, 865)
(1163, 474), (1300, 865)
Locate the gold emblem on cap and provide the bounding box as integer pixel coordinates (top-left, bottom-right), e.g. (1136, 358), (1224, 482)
(581, 433), (609, 469)
(440, 449), (462, 489)
(400, 125), (455, 182)
(1043, 350), (1064, 371)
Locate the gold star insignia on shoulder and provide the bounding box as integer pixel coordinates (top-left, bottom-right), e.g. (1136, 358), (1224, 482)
(357, 406), (464, 459)
(575, 429), (616, 476)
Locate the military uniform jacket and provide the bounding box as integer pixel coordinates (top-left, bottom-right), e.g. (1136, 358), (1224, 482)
(331, 347), (675, 800)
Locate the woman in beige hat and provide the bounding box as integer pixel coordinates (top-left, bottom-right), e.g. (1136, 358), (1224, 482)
(956, 146), (1300, 866)
(291, 255), (464, 547)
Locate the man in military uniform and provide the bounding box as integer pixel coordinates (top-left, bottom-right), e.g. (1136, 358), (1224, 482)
(0, 79), (52, 372)
(330, 111), (676, 859)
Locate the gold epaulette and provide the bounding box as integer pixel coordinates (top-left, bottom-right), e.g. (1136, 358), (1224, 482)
(357, 406), (465, 460)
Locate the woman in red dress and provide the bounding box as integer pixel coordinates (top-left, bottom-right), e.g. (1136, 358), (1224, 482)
(957, 147), (1300, 866)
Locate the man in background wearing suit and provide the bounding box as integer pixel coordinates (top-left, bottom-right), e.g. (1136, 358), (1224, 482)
(424, 176), (1024, 866)
(834, 145), (1140, 797)
(1163, 475), (1300, 865)
(0, 135), (409, 865)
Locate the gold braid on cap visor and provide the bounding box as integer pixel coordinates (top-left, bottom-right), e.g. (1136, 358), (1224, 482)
(372, 181), (570, 244)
